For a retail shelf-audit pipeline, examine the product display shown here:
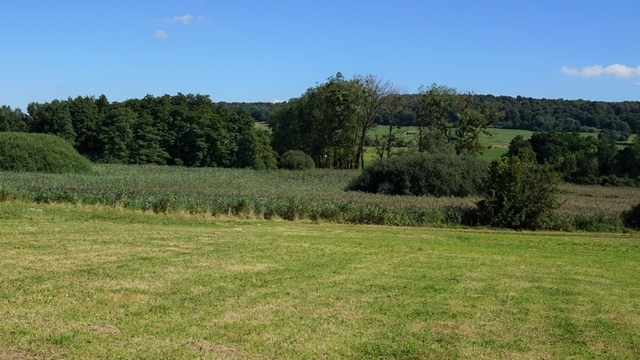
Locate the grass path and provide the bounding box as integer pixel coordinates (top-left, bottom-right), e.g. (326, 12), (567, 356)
(1, 202), (639, 359)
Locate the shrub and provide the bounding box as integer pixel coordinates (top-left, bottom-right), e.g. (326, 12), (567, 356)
(623, 203), (640, 230)
(477, 157), (559, 230)
(347, 153), (487, 197)
(278, 150), (315, 170)
(0, 132), (93, 174)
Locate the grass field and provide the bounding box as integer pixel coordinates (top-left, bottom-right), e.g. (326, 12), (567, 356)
(1, 201), (639, 359)
(365, 126), (526, 163)
(366, 126), (601, 162)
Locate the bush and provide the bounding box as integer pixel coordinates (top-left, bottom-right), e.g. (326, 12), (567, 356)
(0, 132), (93, 173)
(477, 157), (559, 230)
(623, 203), (640, 230)
(278, 150), (315, 170)
(347, 153), (487, 197)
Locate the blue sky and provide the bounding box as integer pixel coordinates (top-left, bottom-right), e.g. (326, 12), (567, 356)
(2, 0), (639, 110)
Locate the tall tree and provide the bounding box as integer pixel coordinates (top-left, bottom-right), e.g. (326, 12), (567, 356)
(0, 106), (27, 132)
(68, 96), (101, 158)
(352, 74), (398, 168)
(270, 73), (360, 168)
(417, 84), (457, 152)
(253, 127), (278, 170)
(373, 93), (405, 160)
(227, 108), (258, 168)
(417, 85), (495, 155)
(453, 93), (496, 155)
(97, 105), (135, 163)
(26, 100), (76, 145)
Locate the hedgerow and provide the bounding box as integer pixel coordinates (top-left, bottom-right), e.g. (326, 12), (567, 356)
(347, 153), (487, 197)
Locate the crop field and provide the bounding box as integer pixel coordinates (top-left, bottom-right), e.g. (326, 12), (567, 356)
(1, 201), (639, 359)
(0, 165), (639, 231)
(1, 164), (638, 231)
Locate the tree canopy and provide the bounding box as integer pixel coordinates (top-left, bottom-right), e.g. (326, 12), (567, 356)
(11, 94), (277, 169)
(270, 73), (361, 169)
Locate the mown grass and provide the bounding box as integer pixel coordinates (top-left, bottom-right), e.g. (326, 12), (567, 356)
(1, 201), (639, 359)
(1, 164), (638, 231)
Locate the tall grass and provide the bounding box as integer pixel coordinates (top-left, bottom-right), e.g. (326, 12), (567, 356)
(1, 164), (638, 231)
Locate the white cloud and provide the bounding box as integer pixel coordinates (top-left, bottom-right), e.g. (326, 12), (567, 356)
(154, 30), (168, 39)
(562, 64), (640, 78)
(164, 14), (193, 25)
(636, 82), (640, 86)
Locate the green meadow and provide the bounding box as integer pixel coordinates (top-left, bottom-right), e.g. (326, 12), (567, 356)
(364, 127), (600, 163)
(1, 201), (639, 359)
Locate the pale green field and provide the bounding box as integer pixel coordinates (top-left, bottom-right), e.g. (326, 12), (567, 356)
(1, 202), (639, 359)
(366, 127), (601, 163)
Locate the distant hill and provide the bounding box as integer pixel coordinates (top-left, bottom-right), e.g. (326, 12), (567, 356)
(222, 96), (640, 136)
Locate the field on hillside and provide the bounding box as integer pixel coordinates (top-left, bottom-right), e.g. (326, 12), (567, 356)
(365, 126), (602, 163)
(1, 202), (639, 359)
(1, 164), (639, 231)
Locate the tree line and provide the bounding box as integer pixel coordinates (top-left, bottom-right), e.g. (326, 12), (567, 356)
(215, 94), (640, 140)
(505, 131), (640, 186)
(2, 74), (640, 172)
(0, 94), (277, 169)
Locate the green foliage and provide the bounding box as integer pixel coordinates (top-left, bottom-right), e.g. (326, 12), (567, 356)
(217, 101), (284, 122)
(416, 84), (457, 152)
(476, 95), (639, 133)
(347, 153), (487, 197)
(598, 128), (630, 142)
(363, 94), (640, 136)
(503, 130), (640, 186)
(0, 132), (93, 173)
(278, 150), (315, 170)
(477, 157), (560, 230)
(270, 73), (361, 168)
(27, 100), (77, 145)
(452, 95), (497, 155)
(351, 74), (399, 169)
(529, 131), (600, 181)
(505, 134), (536, 162)
(416, 84), (496, 155)
(98, 105), (135, 163)
(622, 202), (640, 230)
(0, 105), (27, 132)
(22, 94), (277, 169)
(253, 128), (278, 170)
(615, 135), (640, 178)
